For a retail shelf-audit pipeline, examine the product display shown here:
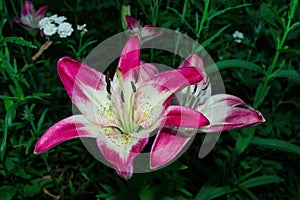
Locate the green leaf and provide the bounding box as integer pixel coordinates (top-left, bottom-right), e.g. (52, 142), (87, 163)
(167, 7), (195, 34)
(161, 160), (188, 171)
(139, 185), (155, 200)
(194, 172), (224, 200)
(5, 157), (31, 179)
(25, 138), (34, 155)
(23, 179), (41, 197)
(197, 175), (284, 199)
(288, 0), (298, 21)
(279, 47), (300, 55)
(3, 99), (14, 112)
(233, 127), (255, 155)
(199, 24), (230, 49)
(239, 175), (284, 188)
(1, 101), (24, 152)
(270, 69), (300, 79)
(205, 187), (233, 199)
(1, 37), (36, 48)
(208, 4), (251, 21)
(289, 21), (300, 31)
(206, 60), (263, 74)
(37, 109), (49, 132)
(266, 5), (287, 30)
(251, 137), (300, 155)
(0, 186), (17, 200)
(254, 83), (271, 108)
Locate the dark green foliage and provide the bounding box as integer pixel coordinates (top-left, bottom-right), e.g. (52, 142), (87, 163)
(1, 0), (299, 199)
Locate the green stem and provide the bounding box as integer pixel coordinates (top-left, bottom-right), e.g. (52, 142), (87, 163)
(181, 0), (188, 25)
(196, 0), (209, 41)
(77, 34), (83, 59)
(254, 26), (290, 108)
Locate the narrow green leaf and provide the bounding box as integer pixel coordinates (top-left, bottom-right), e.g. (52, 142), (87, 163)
(139, 185), (155, 200)
(1, 37), (36, 48)
(0, 186), (17, 200)
(270, 69), (300, 79)
(279, 47), (300, 55)
(23, 181), (41, 197)
(0, 96), (19, 101)
(1, 101), (23, 151)
(37, 109), (49, 132)
(234, 127), (255, 155)
(251, 137), (300, 155)
(266, 5), (287, 30)
(79, 40), (98, 53)
(208, 4), (251, 21)
(167, 7), (195, 34)
(194, 172), (224, 200)
(200, 24), (230, 49)
(288, 0), (298, 21)
(161, 160), (188, 171)
(208, 60), (263, 73)
(3, 99), (14, 112)
(289, 21), (300, 31)
(206, 187), (234, 199)
(239, 175), (284, 188)
(254, 84), (271, 108)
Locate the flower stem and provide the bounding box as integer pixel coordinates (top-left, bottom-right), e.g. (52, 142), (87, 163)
(31, 40), (52, 61)
(254, 11), (292, 108)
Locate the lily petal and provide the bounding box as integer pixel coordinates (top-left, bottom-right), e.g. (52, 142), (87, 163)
(135, 67), (204, 128)
(112, 35), (141, 105)
(150, 127), (193, 169)
(140, 25), (163, 42)
(179, 54), (205, 71)
(125, 15), (139, 29)
(138, 61), (159, 83)
(34, 115), (97, 154)
(200, 94), (265, 132)
(57, 57), (117, 127)
(21, 1), (35, 17)
(179, 54), (209, 92)
(162, 105), (209, 128)
(97, 134), (148, 179)
(117, 34), (140, 80)
(36, 5), (48, 18)
(203, 94), (246, 107)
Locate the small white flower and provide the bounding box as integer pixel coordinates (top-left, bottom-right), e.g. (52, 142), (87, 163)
(54, 16), (67, 24)
(232, 30), (244, 43)
(234, 39), (242, 43)
(77, 24), (86, 31)
(49, 14), (58, 21)
(39, 17), (51, 29)
(57, 22), (73, 38)
(43, 23), (57, 36)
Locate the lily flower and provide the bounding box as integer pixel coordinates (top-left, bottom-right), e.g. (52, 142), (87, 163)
(34, 35), (210, 179)
(150, 55), (265, 169)
(11, 1), (47, 35)
(124, 15), (163, 42)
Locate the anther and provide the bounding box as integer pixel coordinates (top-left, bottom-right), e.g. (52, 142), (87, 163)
(192, 84), (198, 94)
(120, 90), (125, 102)
(105, 71), (111, 94)
(131, 81), (136, 92)
(134, 69), (138, 83)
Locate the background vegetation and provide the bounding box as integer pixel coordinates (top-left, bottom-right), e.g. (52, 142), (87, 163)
(0, 0), (299, 199)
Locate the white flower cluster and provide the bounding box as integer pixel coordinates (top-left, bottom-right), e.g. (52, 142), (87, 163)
(232, 30), (244, 43)
(39, 14), (74, 38)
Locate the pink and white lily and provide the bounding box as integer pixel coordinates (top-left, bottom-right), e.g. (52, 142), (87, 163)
(11, 1), (47, 35)
(34, 35), (210, 179)
(150, 55), (265, 169)
(125, 15), (163, 42)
